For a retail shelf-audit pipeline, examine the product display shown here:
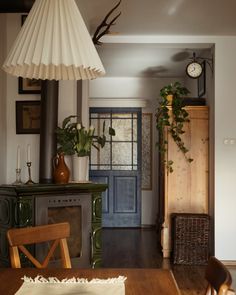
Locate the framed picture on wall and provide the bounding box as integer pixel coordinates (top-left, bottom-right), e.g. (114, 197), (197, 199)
(16, 101), (41, 134)
(18, 78), (41, 94)
(142, 113), (153, 190)
(18, 14), (41, 95)
(198, 60), (206, 97)
(21, 14), (27, 24)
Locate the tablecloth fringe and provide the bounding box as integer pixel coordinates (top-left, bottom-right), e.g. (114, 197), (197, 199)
(22, 275), (127, 284)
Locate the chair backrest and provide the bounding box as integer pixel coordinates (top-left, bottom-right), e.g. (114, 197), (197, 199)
(205, 256), (232, 295)
(7, 222), (71, 268)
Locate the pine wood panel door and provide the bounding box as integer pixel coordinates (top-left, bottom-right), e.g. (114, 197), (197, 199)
(161, 106), (209, 257)
(89, 108), (142, 227)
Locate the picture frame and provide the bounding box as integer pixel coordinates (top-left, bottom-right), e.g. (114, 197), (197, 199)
(18, 14), (41, 95)
(142, 113), (153, 190)
(18, 78), (41, 94)
(198, 60), (206, 98)
(21, 14), (27, 25)
(16, 101), (41, 134)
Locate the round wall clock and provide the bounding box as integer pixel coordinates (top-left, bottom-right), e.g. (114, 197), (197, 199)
(186, 61), (203, 79)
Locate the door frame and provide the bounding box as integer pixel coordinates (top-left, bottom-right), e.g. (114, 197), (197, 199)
(89, 107), (142, 227)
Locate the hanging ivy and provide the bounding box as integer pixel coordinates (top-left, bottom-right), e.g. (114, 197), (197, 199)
(156, 82), (193, 173)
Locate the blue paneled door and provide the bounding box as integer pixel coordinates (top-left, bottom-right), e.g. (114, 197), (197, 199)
(89, 108), (142, 227)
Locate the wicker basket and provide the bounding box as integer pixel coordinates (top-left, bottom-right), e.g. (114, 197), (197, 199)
(172, 213), (210, 265)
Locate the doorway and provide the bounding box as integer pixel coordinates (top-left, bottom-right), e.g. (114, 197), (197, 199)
(89, 107), (142, 227)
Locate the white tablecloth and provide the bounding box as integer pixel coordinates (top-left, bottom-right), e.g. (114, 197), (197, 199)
(15, 275), (126, 295)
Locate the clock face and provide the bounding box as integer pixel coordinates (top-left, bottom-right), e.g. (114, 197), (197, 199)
(186, 62), (203, 78)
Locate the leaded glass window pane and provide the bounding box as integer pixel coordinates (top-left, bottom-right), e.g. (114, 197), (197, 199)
(112, 119), (132, 141)
(90, 110), (139, 171)
(91, 143), (111, 166)
(112, 142), (132, 166)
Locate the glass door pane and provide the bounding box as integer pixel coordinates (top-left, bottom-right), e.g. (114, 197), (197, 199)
(90, 111), (138, 171)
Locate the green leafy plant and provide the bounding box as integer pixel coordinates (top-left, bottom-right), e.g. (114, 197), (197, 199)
(56, 115), (115, 157)
(156, 82), (193, 173)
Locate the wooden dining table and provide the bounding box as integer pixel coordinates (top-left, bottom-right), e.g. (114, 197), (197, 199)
(0, 268), (181, 295)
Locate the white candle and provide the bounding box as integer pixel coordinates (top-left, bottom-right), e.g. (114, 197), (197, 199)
(17, 146), (20, 169)
(27, 144), (31, 162)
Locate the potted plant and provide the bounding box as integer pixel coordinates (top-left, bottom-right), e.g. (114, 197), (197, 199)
(55, 116), (75, 156)
(156, 82), (193, 173)
(55, 115), (115, 181)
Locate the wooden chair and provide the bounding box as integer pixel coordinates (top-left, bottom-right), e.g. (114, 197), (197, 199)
(205, 256), (234, 295)
(7, 222), (71, 268)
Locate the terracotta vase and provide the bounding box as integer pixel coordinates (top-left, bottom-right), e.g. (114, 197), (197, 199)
(53, 153), (70, 184)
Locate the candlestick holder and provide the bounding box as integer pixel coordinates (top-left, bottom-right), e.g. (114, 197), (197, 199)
(25, 162), (35, 185)
(12, 168), (23, 185)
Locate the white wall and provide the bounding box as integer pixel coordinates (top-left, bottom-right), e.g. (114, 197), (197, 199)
(89, 76), (185, 225)
(185, 76), (198, 97)
(90, 77), (185, 99)
(214, 38), (236, 260)
(0, 15), (7, 184)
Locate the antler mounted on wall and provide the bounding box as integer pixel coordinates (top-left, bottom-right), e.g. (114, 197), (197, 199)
(92, 0), (122, 45)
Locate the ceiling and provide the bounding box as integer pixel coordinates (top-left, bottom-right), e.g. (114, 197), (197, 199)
(2, 0), (233, 78)
(77, 0), (236, 36)
(76, 0), (228, 78)
(1, 0), (235, 36)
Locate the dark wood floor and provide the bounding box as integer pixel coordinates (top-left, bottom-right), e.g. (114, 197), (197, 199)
(102, 227), (163, 268)
(101, 228), (211, 295)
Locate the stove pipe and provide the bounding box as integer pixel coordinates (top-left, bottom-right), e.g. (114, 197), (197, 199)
(39, 80), (59, 184)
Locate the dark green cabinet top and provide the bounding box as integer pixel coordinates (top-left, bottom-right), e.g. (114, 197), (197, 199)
(0, 183), (108, 197)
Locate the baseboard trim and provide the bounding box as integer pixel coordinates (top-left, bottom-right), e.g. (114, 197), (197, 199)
(221, 260), (236, 266)
(102, 225), (156, 229)
(141, 224), (156, 229)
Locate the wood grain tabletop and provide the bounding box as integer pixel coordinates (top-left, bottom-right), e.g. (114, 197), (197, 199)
(0, 268), (181, 295)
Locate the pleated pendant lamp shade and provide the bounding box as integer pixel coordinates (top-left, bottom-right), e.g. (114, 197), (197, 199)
(3, 0), (105, 80)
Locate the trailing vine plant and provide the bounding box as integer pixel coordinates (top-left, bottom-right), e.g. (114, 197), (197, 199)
(156, 82), (193, 173)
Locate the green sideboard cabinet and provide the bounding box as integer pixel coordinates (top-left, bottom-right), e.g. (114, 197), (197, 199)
(0, 183), (107, 268)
